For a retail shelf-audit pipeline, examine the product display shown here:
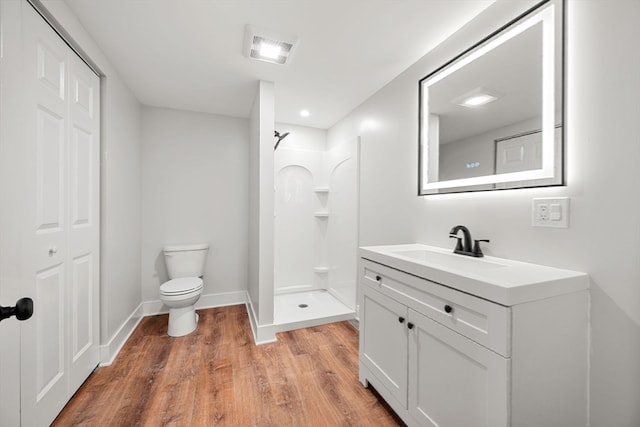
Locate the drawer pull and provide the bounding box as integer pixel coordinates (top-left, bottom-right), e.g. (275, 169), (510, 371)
(444, 304), (453, 314)
(375, 275), (381, 281)
(407, 322), (414, 330)
(398, 317), (405, 323)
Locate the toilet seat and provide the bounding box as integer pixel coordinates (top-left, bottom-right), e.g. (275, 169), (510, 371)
(160, 277), (203, 296)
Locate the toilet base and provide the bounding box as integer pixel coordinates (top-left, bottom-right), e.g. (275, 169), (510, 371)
(167, 305), (199, 337)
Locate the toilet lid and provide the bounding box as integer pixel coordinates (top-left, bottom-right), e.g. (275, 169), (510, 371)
(160, 277), (203, 295)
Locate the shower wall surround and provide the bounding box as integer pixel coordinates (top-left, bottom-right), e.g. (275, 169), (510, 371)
(274, 124), (358, 310)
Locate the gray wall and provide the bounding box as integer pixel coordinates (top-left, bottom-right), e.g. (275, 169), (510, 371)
(140, 107), (249, 300)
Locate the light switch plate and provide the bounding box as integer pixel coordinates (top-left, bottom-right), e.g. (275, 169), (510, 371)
(532, 197), (569, 228)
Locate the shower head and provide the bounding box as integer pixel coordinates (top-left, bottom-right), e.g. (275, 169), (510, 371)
(274, 130), (291, 151)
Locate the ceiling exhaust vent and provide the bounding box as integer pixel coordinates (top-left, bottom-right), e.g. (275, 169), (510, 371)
(243, 25), (298, 65)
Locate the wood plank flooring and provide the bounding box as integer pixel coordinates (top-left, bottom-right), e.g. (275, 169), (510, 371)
(53, 305), (404, 426)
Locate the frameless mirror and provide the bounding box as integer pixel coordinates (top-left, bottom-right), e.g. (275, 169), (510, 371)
(419, 0), (564, 195)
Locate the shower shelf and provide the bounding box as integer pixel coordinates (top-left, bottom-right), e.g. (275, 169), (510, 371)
(314, 187), (330, 193)
(313, 267), (329, 274)
(314, 211), (330, 218)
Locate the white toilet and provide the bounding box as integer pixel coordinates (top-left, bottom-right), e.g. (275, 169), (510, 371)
(160, 243), (209, 337)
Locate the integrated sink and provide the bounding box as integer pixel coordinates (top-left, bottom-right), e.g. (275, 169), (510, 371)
(391, 248), (507, 271)
(359, 243), (589, 305)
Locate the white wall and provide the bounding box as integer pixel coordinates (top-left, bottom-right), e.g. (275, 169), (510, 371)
(248, 81), (275, 328)
(140, 107), (249, 300)
(100, 71), (142, 341)
(275, 123), (327, 152)
(41, 0), (143, 346)
(570, 2), (640, 425)
(329, 0), (640, 425)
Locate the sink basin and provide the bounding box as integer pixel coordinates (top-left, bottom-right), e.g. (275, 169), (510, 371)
(391, 248), (507, 271)
(359, 243), (589, 305)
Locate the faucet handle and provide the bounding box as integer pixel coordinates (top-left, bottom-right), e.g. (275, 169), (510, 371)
(472, 239), (490, 257)
(449, 235), (463, 252)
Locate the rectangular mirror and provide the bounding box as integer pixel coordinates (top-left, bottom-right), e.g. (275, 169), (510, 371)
(419, 0), (564, 195)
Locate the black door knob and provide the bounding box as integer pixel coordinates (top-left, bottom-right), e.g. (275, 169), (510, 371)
(375, 275), (381, 281)
(398, 316), (405, 323)
(444, 304), (453, 314)
(407, 322), (414, 330)
(0, 298), (34, 322)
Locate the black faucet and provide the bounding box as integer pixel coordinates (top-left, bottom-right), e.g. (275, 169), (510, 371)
(449, 225), (489, 258)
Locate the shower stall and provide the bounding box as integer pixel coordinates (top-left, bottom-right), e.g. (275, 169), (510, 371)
(272, 129), (358, 329)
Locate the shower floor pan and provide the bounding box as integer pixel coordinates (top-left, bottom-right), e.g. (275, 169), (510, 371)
(273, 289), (355, 331)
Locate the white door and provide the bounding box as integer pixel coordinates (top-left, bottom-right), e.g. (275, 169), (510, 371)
(66, 40), (100, 396)
(0, 0), (27, 425)
(17, 3), (100, 426)
(495, 133), (541, 175)
(495, 127), (561, 189)
(20, 5), (71, 424)
(359, 286), (408, 408)
(408, 309), (509, 427)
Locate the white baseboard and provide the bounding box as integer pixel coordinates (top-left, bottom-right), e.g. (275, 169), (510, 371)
(99, 290), (248, 366)
(99, 303), (144, 366)
(245, 293), (277, 345)
(197, 291), (247, 310)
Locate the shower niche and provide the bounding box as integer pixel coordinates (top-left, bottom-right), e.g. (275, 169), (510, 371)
(273, 130), (358, 327)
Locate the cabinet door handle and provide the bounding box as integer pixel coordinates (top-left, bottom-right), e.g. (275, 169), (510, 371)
(444, 304), (453, 314)
(375, 275), (381, 281)
(407, 322), (414, 330)
(398, 317), (405, 323)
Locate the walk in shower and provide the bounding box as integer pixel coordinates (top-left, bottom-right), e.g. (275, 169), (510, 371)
(273, 130), (358, 329)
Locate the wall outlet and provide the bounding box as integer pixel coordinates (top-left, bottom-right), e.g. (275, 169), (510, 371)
(532, 197), (569, 228)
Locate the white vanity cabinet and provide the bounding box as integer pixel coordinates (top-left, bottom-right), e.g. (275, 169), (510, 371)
(360, 287), (409, 406)
(407, 308), (509, 427)
(358, 254), (589, 427)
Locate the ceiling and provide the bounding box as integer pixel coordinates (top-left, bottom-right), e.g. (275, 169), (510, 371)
(63, 0), (495, 129)
(430, 21), (543, 144)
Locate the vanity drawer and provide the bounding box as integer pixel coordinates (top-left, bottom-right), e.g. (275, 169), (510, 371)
(360, 259), (511, 357)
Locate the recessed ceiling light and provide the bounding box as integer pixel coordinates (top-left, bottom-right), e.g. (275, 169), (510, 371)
(243, 25), (298, 65)
(259, 42), (282, 60)
(461, 94), (497, 107)
(452, 87), (501, 109)
(300, 109), (310, 117)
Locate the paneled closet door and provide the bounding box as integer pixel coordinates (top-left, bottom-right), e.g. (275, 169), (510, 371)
(19, 3), (100, 426)
(67, 46), (100, 396)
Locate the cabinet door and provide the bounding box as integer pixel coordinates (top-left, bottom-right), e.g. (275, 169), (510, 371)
(408, 309), (509, 427)
(359, 286), (408, 408)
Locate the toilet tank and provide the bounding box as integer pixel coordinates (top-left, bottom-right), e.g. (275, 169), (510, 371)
(163, 243), (209, 279)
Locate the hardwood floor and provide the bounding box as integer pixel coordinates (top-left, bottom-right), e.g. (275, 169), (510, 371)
(53, 305), (404, 426)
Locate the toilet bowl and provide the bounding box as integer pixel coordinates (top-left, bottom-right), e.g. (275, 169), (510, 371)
(160, 243), (209, 337)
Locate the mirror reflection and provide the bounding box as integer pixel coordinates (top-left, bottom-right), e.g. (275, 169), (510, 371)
(419, 0), (563, 194)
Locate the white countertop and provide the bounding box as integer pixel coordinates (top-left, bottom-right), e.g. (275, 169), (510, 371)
(359, 243), (589, 306)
